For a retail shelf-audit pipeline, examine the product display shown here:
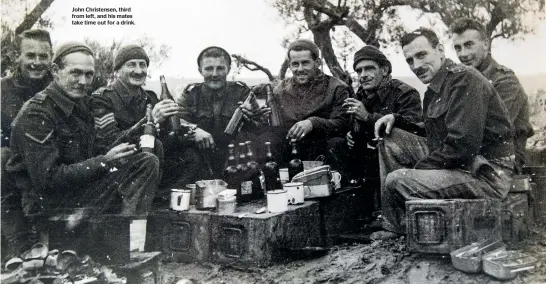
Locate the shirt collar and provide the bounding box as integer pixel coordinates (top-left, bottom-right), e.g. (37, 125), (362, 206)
(476, 54), (493, 73)
(112, 78), (147, 105)
(427, 58), (453, 94)
(46, 82), (77, 117)
(363, 75), (392, 102)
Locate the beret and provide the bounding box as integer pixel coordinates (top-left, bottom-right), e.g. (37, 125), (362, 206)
(52, 41), (93, 64)
(114, 44), (149, 71)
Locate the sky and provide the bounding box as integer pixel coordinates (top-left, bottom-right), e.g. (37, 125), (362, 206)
(7, 0), (546, 79)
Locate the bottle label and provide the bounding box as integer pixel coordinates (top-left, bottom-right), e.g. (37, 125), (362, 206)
(241, 181), (252, 195)
(140, 134), (155, 149)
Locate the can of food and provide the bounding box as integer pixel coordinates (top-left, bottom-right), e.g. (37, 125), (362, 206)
(186, 183), (197, 205)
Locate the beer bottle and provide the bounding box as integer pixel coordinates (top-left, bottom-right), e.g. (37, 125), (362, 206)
(223, 144), (239, 189)
(265, 84), (282, 127)
(288, 139), (304, 180)
(263, 141), (280, 191)
(236, 142), (252, 203)
(160, 75), (181, 136)
(245, 141), (263, 200)
(140, 104), (155, 153)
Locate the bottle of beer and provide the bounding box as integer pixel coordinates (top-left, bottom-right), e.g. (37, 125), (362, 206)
(236, 142), (252, 203)
(265, 84), (282, 127)
(263, 141), (280, 191)
(140, 104), (155, 153)
(160, 75), (181, 136)
(223, 144), (239, 189)
(288, 139), (304, 180)
(245, 141), (263, 200)
(224, 91), (259, 135)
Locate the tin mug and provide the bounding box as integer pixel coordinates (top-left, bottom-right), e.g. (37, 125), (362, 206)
(267, 189), (288, 213)
(283, 182), (310, 205)
(331, 171), (342, 190)
(171, 189), (191, 211)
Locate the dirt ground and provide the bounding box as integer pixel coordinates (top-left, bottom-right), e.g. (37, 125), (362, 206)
(161, 225), (546, 284)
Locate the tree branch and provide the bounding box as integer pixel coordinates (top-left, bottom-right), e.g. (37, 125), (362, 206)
(232, 54), (276, 82)
(14, 0), (55, 34)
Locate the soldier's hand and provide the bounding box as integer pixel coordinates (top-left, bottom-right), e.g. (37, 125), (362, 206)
(286, 119), (313, 141)
(374, 114), (395, 139)
(343, 98), (370, 122)
(104, 143), (137, 163)
(237, 101), (254, 122)
(189, 128), (215, 150)
(346, 131), (355, 148)
(152, 99), (182, 123)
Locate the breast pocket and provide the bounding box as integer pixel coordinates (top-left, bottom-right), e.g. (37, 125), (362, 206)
(56, 128), (82, 163)
(425, 97), (448, 148)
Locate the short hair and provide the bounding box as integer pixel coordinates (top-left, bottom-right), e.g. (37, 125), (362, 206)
(400, 28), (440, 49)
(288, 45), (319, 60)
(450, 18), (487, 40)
(197, 46), (231, 68)
(15, 29), (52, 54)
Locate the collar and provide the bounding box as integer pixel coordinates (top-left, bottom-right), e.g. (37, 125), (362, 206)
(476, 54), (493, 73)
(45, 82), (77, 117)
(427, 58), (453, 94)
(112, 78), (147, 105)
(200, 83), (227, 99)
(363, 75), (392, 102)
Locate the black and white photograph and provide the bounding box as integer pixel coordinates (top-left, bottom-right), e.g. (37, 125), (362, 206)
(1, 0), (545, 283)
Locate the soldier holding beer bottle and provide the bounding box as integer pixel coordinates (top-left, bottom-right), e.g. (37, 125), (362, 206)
(91, 44), (201, 205)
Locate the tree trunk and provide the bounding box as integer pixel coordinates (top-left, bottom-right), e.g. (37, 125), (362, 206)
(312, 24), (345, 79)
(278, 58), (289, 80)
(14, 0), (55, 34)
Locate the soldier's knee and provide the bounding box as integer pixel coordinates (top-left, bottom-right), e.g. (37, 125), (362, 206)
(385, 169), (409, 191)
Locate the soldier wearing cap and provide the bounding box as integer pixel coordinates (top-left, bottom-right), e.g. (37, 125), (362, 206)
(1, 29), (53, 262)
(328, 46), (422, 186)
(268, 39), (351, 164)
(450, 18), (533, 173)
(371, 28), (515, 240)
(5, 41), (159, 219)
(91, 44), (200, 202)
(177, 46), (265, 176)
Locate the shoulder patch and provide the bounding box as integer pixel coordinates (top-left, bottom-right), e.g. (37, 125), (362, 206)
(94, 112), (116, 129)
(494, 64), (513, 74)
(234, 81), (247, 87)
(446, 64), (467, 73)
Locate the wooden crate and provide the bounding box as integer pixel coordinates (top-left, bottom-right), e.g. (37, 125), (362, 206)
(210, 201), (322, 267)
(406, 199), (502, 254)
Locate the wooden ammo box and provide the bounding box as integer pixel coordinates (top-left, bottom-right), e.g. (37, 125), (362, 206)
(146, 208), (211, 263)
(319, 186), (369, 246)
(210, 201), (322, 267)
(406, 199), (502, 254)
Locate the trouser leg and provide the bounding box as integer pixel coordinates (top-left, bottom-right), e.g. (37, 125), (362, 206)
(1, 196), (29, 261)
(158, 147), (202, 197)
(514, 135), (527, 174)
(382, 167), (504, 234)
(79, 152), (160, 217)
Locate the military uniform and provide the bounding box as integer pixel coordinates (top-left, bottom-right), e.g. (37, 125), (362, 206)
(271, 72), (351, 164)
(178, 81), (256, 176)
(478, 55), (533, 172)
(379, 59), (515, 234)
(1, 69), (51, 260)
(328, 77), (422, 180)
(6, 82), (159, 216)
(91, 79), (200, 198)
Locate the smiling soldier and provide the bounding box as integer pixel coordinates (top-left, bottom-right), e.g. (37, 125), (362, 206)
(450, 18), (533, 173)
(371, 28), (515, 240)
(328, 46), (422, 187)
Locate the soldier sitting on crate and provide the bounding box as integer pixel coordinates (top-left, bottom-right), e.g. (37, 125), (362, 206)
(328, 46), (422, 187)
(265, 39), (352, 165)
(5, 42), (159, 230)
(450, 18), (534, 174)
(371, 28), (515, 240)
(177, 46), (267, 177)
(91, 45), (201, 204)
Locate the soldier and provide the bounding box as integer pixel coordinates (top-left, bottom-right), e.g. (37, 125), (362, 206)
(269, 39), (351, 164)
(5, 41), (159, 231)
(91, 45), (199, 202)
(329, 46), (422, 186)
(450, 18), (533, 173)
(1, 29), (53, 261)
(178, 46), (265, 176)
(372, 28), (514, 240)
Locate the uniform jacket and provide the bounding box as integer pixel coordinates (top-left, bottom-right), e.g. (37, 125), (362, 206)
(271, 72), (350, 138)
(6, 82), (110, 212)
(413, 59), (514, 170)
(354, 77), (422, 141)
(178, 81), (251, 148)
(1, 69), (52, 147)
(478, 55), (533, 139)
(91, 79), (159, 154)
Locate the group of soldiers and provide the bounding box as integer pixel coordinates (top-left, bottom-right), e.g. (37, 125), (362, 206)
(1, 17), (533, 259)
